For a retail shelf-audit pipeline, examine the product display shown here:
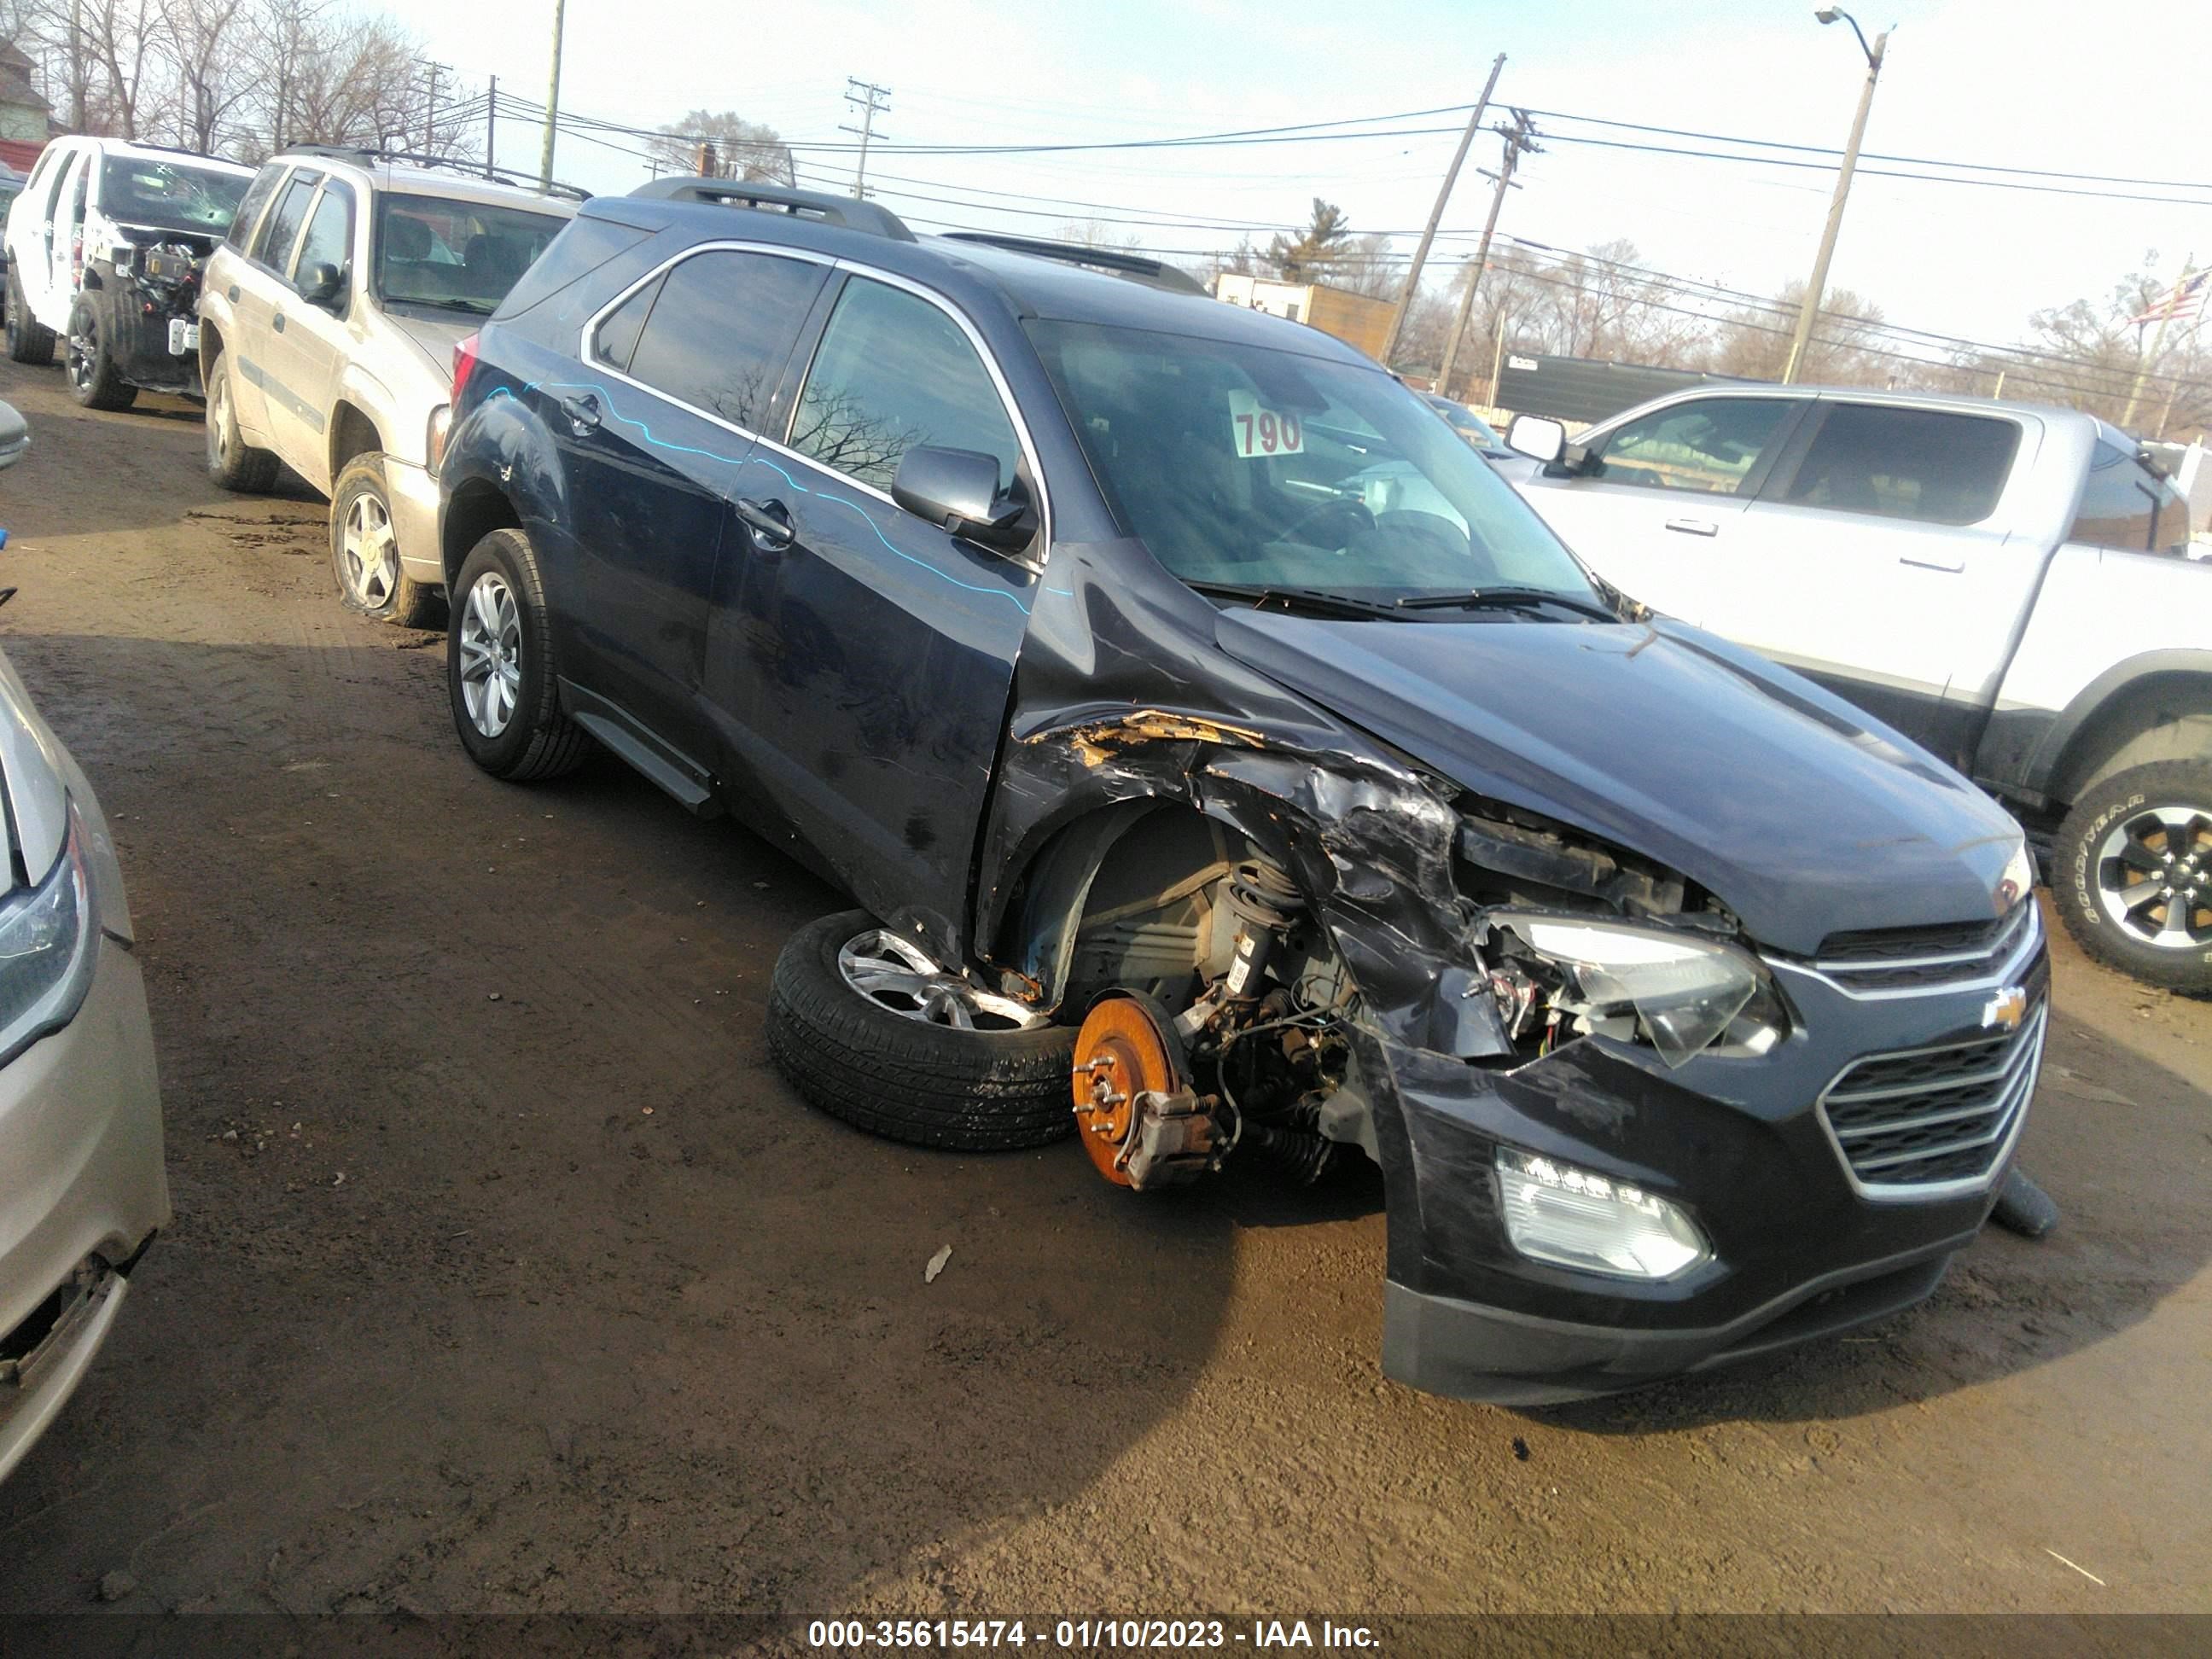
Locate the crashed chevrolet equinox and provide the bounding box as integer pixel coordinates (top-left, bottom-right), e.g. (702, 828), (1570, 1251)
(434, 182), (2049, 1404)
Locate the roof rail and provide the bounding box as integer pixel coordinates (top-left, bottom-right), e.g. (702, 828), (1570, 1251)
(276, 145), (592, 201)
(628, 178), (916, 242)
(940, 231), (1207, 296)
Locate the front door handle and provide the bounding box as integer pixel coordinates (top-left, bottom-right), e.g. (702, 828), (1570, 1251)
(1900, 550), (1965, 573)
(271, 311), (286, 334)
(226, 284), (239, 303)
(1664, 516), (1718, 537)
(734, 497), (795, 550)
(558, 393), (601, 437)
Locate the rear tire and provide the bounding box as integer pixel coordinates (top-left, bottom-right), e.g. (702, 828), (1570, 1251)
(4, 271), (53, 364)
(2054, 760), (2212, 992)
(446, 527), (591, 782)
(331, 453), (440, 628)
(204, 350), (280, 492)
(65, 295), (137, 410)
(766, 911), (1078, 1151)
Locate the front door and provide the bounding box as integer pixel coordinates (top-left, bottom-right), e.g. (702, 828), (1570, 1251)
(1701, 399), (2038, 764)
(227, 167), (320, 450)
(259, 177), (358, 487)
(1511, 393), (1805, 623)
(550, 245), (828, 762)
(719, 271), (1039, 940)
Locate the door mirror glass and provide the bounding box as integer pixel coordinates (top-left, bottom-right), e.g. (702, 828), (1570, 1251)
(298, 262), (343, 308)
(1506, 414), (1566, 464)
(892, 445), (1032, 550)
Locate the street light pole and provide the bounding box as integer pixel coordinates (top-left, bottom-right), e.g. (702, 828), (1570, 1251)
(1782, 9), (1888, 385)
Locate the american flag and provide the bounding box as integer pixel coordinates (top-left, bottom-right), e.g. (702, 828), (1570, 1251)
(2131, 270), (2208, 327)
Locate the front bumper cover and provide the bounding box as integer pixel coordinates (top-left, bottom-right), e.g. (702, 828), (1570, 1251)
(1369, 923), (2048, 1404)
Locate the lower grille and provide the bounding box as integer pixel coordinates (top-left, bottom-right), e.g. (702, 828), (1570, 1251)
(1818, 1001), (2046, 1195)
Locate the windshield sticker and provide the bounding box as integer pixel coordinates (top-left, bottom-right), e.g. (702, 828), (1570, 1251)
(1228, 392), (1304, 459)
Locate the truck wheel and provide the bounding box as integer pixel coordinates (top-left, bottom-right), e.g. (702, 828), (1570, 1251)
(204, 350), (280, 492)
(5, 271), (54, 364)
(331, 454), (441, 628)
(64, 296), (137, 410)
(445, 527), (591, 782)
(2054, 760), (2212, 992)
(765, 911), (1077, 1151)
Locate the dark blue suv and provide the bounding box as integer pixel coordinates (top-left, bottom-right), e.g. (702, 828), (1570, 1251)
(437, 180), (2048, 1405)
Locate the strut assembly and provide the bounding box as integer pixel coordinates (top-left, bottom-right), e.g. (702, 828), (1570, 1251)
(1069, 861), (1347, 1192)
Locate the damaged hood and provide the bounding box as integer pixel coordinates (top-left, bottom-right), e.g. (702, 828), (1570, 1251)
(1213, 610), (2023, 955)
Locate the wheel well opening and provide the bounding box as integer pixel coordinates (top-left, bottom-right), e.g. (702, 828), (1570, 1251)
(441, 480), (521, 587)
(2051, 674), (2212, 807)
(328, 403), (383, 478)
(197, 317), (224, 379)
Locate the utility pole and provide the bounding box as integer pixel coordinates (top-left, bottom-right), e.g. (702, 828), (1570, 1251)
(538, 0), (567, 191)
(413, 58), (445, 151)
(1437, 109), (1538, 402)
(1783, 10), (1889, 385)
(486, 74), (498, 179)
(841, 79), (891, 200)
(696, 140), (719, 178)
(1380, 53), (1503, 369)
(2122, 258), (2196, 430)
(1488, 328), (1508, 408)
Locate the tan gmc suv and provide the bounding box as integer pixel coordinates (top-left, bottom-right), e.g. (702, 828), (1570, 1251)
(197, 148), (575, 626)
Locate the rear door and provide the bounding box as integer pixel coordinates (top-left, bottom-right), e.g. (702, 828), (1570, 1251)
(556, 244), (828, 766)
(43, 145), (90, 323)
(1511, 393), (1803, 622)
(720, 269), (1040, 934)
(1698, 400), (2034, 763)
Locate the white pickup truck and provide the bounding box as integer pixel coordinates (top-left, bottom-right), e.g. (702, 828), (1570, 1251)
(1499, 386), (2210, 991)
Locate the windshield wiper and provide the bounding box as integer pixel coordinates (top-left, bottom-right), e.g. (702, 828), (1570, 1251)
(1185, 581), (1406, 621)
(1393, 587), (1621, 622)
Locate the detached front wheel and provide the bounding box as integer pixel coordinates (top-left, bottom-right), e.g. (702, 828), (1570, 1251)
(2054, 760), (2212, 992)
(766, 911), (1077, 1150)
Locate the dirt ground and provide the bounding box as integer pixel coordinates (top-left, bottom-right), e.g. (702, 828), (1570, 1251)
(0, 358), (2205, 1621)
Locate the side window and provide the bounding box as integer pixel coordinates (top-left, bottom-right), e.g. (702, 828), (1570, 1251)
(225, 166), (284, 253)
(2069, 441), (2183, 554)
(1778, 404), (2017, 524)
(64, 160), (86, 232)
(789, 276), (1021, 495)
(38, 147), (72, 220)
(251, 174), (317, 272)
(1597, 398), (1790, 495)
(290, 183), (352, 286)
(591, 275), (661, 374)
(626, 251), (824, 431)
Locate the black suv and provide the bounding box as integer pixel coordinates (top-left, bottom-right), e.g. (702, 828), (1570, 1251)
(436, 180), (2048, 1404)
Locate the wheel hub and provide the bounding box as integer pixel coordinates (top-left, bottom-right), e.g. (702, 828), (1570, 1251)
(1071, 994), (1194, 1187)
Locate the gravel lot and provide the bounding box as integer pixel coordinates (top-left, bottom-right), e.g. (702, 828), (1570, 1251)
(0, 359), (2205, 1619)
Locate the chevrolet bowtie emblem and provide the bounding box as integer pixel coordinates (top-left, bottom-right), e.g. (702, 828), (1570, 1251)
(1982, 987), (2029, 1032)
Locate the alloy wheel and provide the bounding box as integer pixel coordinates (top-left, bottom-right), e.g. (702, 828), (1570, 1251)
(341, 489), (399, 608)
(835, 929), (1045, 1031)
(65, 321), (93, 391)
(2094, 803), (2212, 950)
(209, 375), (231, 463)
(456, 573), (522, 737)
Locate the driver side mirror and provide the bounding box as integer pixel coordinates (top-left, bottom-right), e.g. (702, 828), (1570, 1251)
(297, 261), (344, 310)
(892, 445), (1034, 553)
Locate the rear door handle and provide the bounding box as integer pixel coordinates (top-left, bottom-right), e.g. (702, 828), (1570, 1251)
(226, 284), (239, 302)
(1900, 550), (1965, 573)
(271, 311), (285, 333)
(734, 497), (795, 550)
(558, 393), (601, 436)
(1664, 516), (1718, 537)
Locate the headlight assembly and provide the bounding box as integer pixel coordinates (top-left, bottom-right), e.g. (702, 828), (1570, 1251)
(1494, 911), (1784, 1067)
(0, 799), (97, 1068)
(1995, 837), (2035, 914)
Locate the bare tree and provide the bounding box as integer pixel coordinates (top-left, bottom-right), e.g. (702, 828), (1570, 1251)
(160, 0), (245, 152)
(1054, 219), (1139, 252)
(649, 108), (790, 183)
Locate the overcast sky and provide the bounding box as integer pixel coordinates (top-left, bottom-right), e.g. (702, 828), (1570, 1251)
(387, 0), (2209, 350)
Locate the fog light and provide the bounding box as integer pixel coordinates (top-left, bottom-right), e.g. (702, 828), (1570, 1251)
(1495, 1147), (1709, 1279)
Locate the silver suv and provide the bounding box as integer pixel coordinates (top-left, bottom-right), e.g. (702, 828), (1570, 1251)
(198, 149), (576, 626)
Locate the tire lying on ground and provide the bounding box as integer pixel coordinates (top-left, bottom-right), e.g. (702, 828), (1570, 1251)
(766, 909), (1078, 1150)
(2053, 760), (2212, 994)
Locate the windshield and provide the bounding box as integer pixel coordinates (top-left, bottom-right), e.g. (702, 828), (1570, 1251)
(1031, 320), (1595, 603)
(96, 157), (248, 236)
(375, 195), (565, 316)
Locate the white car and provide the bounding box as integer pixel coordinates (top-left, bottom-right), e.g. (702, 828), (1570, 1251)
(0, 646), (166, 1484)
(3, 137), (254, 406)
(197, 148), (578, 626)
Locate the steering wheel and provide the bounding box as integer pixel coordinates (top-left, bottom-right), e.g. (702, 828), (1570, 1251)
(1277, 495), (1376, 551)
